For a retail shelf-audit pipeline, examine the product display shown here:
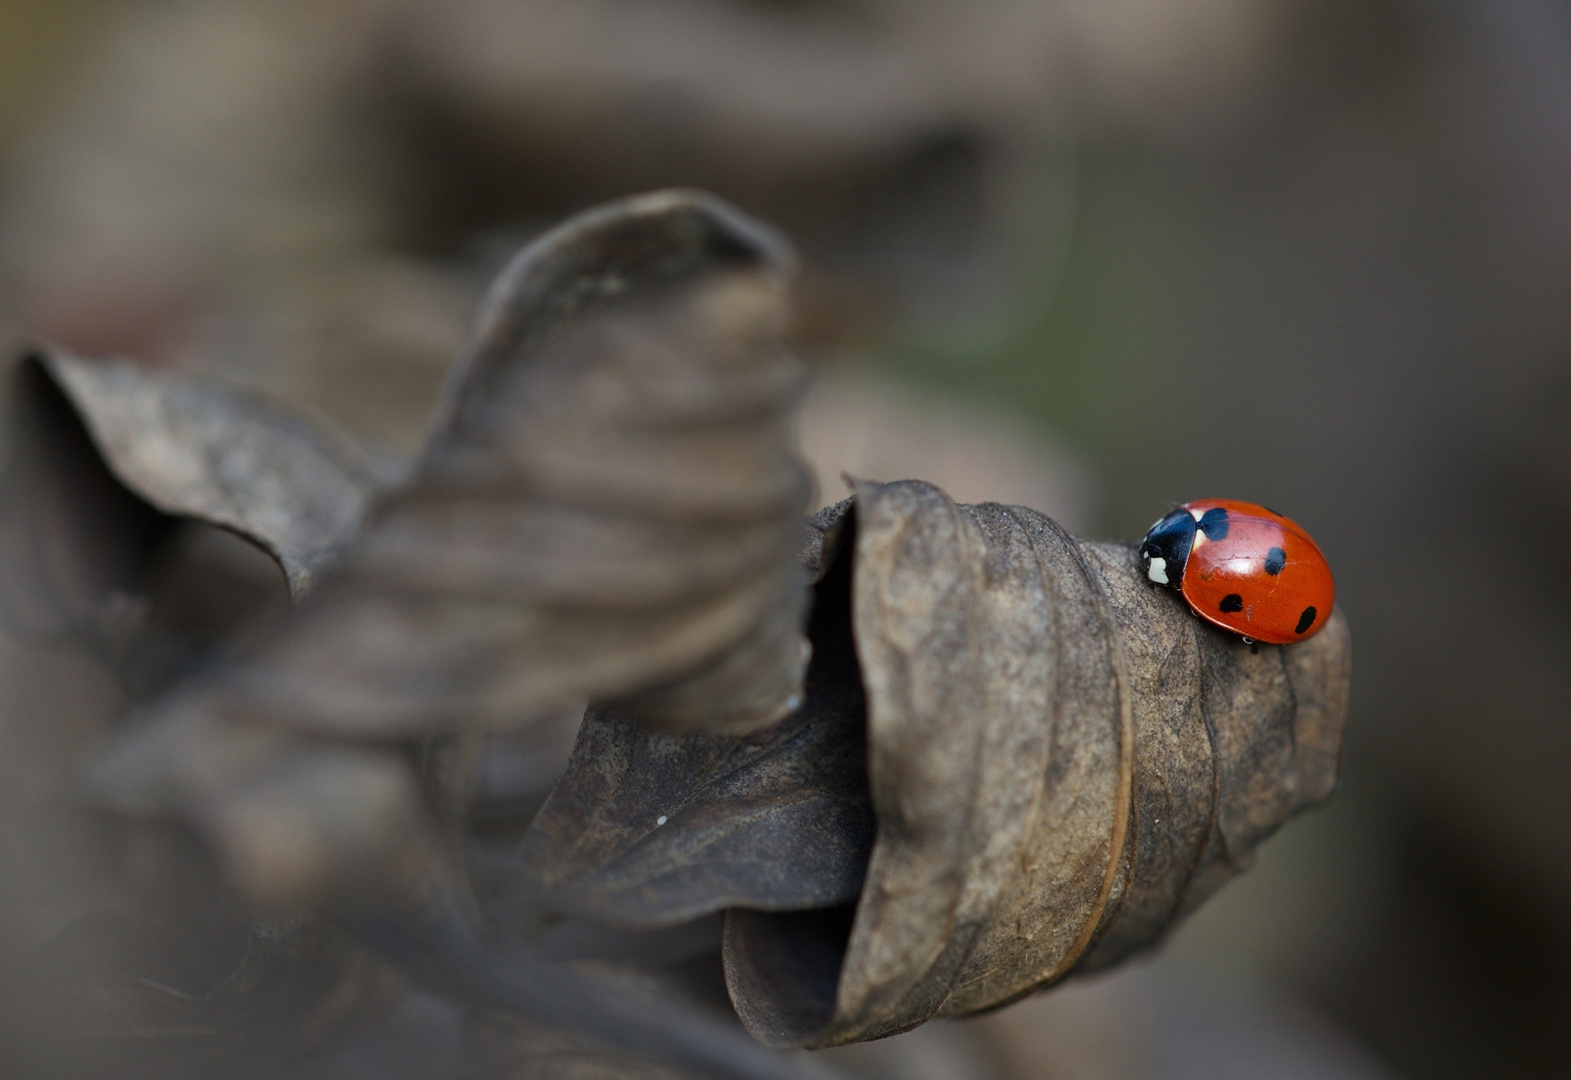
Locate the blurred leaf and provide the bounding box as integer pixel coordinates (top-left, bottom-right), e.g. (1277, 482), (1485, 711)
(87, 189), (815, 920)
(39, 350), (378, 598)
(10, 186), (1353, 1078)
(57, 190), (826, 1080)
(511, 515), (870, 929)
(514, 704), (870, 930)
(356, 910), (839, 1080)
(0, 354), (174, 641)
(0, 350), (377, 617)
(93, 191), (813, 759)
(0, 352), (396, 1070)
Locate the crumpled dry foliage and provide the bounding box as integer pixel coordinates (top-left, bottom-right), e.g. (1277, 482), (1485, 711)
(0, 349), (374, 628)
(0, 189), (1349, 1080)
(37, 351), (377, 597)
(0, 192), (824, 1080)
(0, 357), (405, 1074)
(513, 516), (872, 931)
(521, 483), (1348, 1049)
(74, 190), (814, 917)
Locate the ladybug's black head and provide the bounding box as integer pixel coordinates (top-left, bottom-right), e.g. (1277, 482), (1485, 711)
(1139, 509), (1196, 590)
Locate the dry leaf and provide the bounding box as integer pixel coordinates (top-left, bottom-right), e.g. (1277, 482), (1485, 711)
(8, 186), (1349, 1079)
(721, 481), (1349, 1047)
(0, 347), (378, 707)
(510, 520), (869, 929)
(36, 351), (377, 599)
(0, 349), (377, 613)
(0, 355), (171, 643)
(503, 479), (1343, 1051)
(0, 356), (400, 1070)
(86, 189), (814, 915)
(505, 481), (1347, 1049)
(512, 703), (870, 930)
(0, 191), (827, 1080)
(91, 190), (811, 759)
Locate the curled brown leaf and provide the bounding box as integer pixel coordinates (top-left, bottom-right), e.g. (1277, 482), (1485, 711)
(0, 187), (1350, 1079)
(724, 481), (1349, 1047)
(511, 519), (870, 930)
(515, 480), (1349, 1049)
(0, 349), (376, 613)
(10, 190), (825, 1080)
(88, 190), (814, 913)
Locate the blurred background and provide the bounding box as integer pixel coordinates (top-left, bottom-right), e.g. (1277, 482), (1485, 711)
(1, 0), (1569, 1077)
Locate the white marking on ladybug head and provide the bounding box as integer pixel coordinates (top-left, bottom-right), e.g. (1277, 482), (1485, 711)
(1188, 507), (1206, 522)
(1146, 556), (1169, 584)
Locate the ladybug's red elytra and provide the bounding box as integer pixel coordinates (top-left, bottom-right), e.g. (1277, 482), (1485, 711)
(1138, 499), (1334, 645)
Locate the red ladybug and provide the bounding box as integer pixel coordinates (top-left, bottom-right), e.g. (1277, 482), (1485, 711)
(1138, 499), (1334, 645)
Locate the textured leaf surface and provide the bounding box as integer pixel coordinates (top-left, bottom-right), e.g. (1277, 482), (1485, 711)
(42, 351), (377, 597)
(70, 192), (825, 1080)
(719, 481), (1350, 1048)
(512, 515), (869, 930)
(89, 190), (815, 913)
(12, 189), (1352, 1077)
(0, 350), (376, 613)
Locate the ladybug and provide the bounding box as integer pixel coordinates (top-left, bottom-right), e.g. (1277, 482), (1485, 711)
(1139, 499), (1334, 645)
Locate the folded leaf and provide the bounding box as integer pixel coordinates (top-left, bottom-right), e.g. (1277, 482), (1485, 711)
(713, 481), (1349, 1048)
(0, 349), (376, 618)
(46, 191), (1349, 1075)
(511, 514), (869, 930)
(0, 353), (174, 642)
(117, 191), (813, 749)
(89, 191), (815, 919)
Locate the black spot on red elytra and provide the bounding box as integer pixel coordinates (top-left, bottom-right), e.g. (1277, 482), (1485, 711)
(1198, 507), (1229, 540)
(1219, 594), (1244, 613)
(1264, 547), (1286, 575)
(1296, 606), (1317, 634)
